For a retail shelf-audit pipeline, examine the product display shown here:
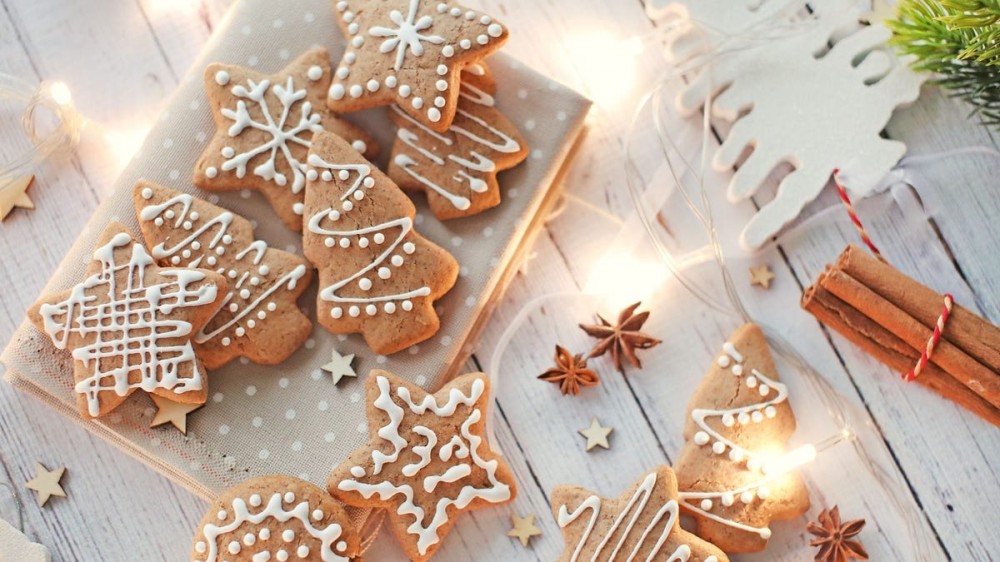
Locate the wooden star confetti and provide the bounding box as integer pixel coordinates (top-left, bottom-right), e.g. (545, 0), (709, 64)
(578, 418), (613, 452)
(579, 302), (662, 373)
(24, 462), (66, 507)
(322, 348), (357, 385)
(327, 0), (510, 132)
(749, 264), (776, 289)
(538, 345), (600, 396)
(0, 175), (35, 221)
(807, 506), (869, 562)
(150, 394), (203, 434)
(507, 513), (542, 547)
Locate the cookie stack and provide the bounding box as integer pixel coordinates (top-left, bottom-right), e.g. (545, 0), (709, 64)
(27, 1), (529, 559)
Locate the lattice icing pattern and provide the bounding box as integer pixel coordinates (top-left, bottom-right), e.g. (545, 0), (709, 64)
(661, 0), (924, 248)
(29, 225), (222, 417)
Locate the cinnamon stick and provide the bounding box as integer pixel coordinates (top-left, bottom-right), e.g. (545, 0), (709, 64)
(837, 245), (1000, 371)
(803, 283), (1000, 428)
(820, 268), (1000, 410)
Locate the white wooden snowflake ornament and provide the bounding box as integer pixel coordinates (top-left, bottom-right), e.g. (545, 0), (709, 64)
(659, 0), (925, 249)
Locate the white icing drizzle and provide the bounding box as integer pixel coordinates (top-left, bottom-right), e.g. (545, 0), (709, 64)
(338, 375), (511, 556)
(306, 154), (431, 318)
(556, 471), (718, 562)
(216, 75), (324, 215)
(391, 84), (520, 210)
(329, 0), (506, 125)
(196, 492), (349, 562)
(38, 232), (216, 416)
(138, 192), (307, 347)
(677, 340), (790, 540)
(369, 0), (445, 71)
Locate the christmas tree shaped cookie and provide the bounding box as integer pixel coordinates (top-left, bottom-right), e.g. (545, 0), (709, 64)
(28, 224), (226, 418)
(328, 370), (515, 561)
(133, 182), (313, 369)
(387, 83), (528, 220)
(327, 0), (509, 132)
(551, 465), (729, 562)
(674, 323), (810, 552)
(195, 47), (377, 231)
(302, 131), (458, 355)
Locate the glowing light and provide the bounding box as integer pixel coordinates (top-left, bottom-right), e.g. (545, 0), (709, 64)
(761, 428), (854, 477)
(48, 82), (72, 106)
(585, 252), (669, 306)
(102, 124), (152, 172)
(562, 30), (644, 107)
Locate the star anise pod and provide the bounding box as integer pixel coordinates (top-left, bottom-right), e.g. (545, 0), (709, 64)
(538, 345), (600, 396)
(579, 302), (662, 373)
(807, 506), (869, 562)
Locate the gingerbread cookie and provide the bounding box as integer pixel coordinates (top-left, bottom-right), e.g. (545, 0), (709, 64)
(674, 323), (810, 552)
(302, 131), (458, 355)
(133, 182), (313, 370)
(194, 47), (377, 231)
(28, 223), (226, 418)
(461, 61), (496, 93)
(328, 370), (515, 561)
(387, 83), (528, 219)
(551, 465), (729, 562)
(327, 0), (509, 132)
(191, 475), (360, 562)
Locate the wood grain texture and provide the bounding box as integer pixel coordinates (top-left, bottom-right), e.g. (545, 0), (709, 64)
(0, 0), (996, 561)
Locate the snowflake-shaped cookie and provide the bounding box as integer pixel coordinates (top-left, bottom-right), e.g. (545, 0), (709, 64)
(327, 0), (508, 132)
(28, 224), (225, 418)
(195, 47), (377, 232)
(328, 370), (515, 561)
(663, 0), (924, 248)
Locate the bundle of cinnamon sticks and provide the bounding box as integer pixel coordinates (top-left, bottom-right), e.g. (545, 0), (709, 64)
(802, 245), (1000, 428)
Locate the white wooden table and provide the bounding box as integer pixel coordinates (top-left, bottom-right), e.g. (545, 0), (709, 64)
(1, 1), (998, 560)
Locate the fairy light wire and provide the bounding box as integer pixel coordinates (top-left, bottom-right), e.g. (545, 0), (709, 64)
(0, 72), (82, 195)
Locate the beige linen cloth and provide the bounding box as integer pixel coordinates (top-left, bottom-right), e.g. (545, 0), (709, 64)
(1, 0), (590, 502)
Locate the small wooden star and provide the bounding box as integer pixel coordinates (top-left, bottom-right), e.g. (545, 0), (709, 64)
(322, 349), (357, 385)
(24, 462), (66, 507)
(150, 394), (203, 434)
(749, 264), (776, 289)
(578, 418), (613, 451)
(0, 176), (35, 221)
(507, 513), (542, 547)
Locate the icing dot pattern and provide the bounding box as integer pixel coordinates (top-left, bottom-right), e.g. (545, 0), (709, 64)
(329, 0), (507, 128)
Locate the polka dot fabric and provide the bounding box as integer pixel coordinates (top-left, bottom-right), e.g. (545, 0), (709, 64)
(0, 0), (591, 510)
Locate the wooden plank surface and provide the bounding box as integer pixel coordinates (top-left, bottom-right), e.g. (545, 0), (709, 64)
(0, 0), (997, 560)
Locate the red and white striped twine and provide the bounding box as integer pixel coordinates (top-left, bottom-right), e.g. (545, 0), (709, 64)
(831, 169), (954, 382)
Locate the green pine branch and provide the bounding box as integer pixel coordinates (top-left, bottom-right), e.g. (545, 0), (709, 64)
(888, 0), (1000, 129)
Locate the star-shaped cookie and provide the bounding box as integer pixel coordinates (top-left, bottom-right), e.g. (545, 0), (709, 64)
(328, 0), (509, 132)
(194, 47), (377, 231)
(551, 465), (729, 562)
(134, 182), (313, 369)
(328, 370), (516, 561)
(387, 83), (528, 219)
(28, 223), (226, 418)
